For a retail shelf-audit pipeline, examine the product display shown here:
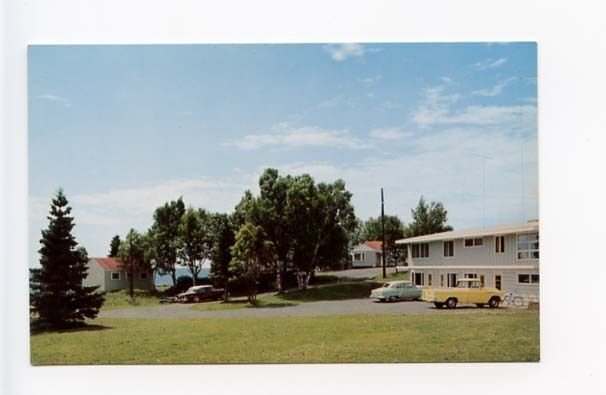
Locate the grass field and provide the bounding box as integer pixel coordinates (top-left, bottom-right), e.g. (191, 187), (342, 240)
(101, 290), (166, 310)
(30, 309), (539, 364)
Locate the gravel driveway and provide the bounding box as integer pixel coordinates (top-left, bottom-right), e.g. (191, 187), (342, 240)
(99, 298), (443, 319)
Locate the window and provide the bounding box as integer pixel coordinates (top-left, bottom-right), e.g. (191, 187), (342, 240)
(413, 272), (424, 286)
(518, 273), (540, 284)
(495, 236), (505, 253)
(517, 233), (539, 260)
(440, 274), (444, 287)
(480, 274), (485, 287)
(412, 243), (429, 258)
(464, 273), (477, 279)
(464, 237), (484, 247)
(495, 275), (502, 290)
(111, 272), (120, 280)
(447, 273), (457, 287)
(140, 272), (148, 280)
(427, 274), (433, 287)
(353, 253), (365, 261)
(443, 241), (454, 257)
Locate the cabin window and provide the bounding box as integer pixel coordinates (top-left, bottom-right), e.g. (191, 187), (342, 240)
(140, 272), (148, 280)
(111, 272), (120, 280)
(353, 253), (365, 261)
(464, 273), (477, 279)
(427, 274), (433, 287)
(440, 274), (444, 287)
(464, 237), (484, 247)
(495, 236), (505, 253)
(517, 233), (539, 259)
(443, 241), (454, 257)
(412, 243), (429, 258)
(480, 275), (485, 287)
(518, 273), (540, 284)
(413, 272), (424, 286)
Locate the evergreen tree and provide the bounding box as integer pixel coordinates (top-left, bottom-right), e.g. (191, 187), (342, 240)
(108, 235), (121, 257)
(30, 189), (104, 328)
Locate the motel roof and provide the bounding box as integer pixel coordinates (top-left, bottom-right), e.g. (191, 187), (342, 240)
(395, 220), (539, 244)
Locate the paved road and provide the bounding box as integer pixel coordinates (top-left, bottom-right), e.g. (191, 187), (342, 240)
(98, 297), (495, 319)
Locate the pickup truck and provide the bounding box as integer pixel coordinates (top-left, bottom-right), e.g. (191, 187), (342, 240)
(176, 285), (225, 303)
(421, 278), (503, 309)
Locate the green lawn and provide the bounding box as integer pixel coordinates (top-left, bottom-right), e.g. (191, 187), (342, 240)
(30, 310), (539, 364)
(101, 290), (166, 310)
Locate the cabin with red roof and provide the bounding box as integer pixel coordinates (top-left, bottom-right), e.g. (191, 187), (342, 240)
(350, 241), (385, 268)
(83, 257), (154, 293)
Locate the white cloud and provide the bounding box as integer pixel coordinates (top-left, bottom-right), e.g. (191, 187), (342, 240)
(440, 76), (454, 84)
(412, 84), (536, 129)
(472, 77), (517, 97)
(35, 94), (71, 107)
(473, 58), (507, 70)
(324, 43), (366, 62)
(359, 75), (383, 85)
(266, 127), (537, 228)
(369, 128), (413, 140)
(223, 125), (371, 150)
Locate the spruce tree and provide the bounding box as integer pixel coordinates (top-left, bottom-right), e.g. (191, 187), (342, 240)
(30, 189), (104, 328)
(108, 235), (121, 257)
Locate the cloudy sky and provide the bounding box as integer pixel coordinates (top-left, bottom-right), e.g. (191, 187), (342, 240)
(28, 43), (537, 265)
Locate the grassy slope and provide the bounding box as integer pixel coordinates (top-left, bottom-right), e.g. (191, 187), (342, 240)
(101, 290), (166, 310)
(30, 310), (539, 364)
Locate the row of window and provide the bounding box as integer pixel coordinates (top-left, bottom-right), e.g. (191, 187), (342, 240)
(412, 272), (540, 287)
(111, 271), (149, 280)
(410, 233), (539, 260)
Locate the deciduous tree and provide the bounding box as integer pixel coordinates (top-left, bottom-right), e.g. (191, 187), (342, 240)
(408, 196), (453, 237)
(229, 223), (276, 304)
(149, 198), (185, 286)
(178, 208), (211, 285)
(209, 213), (236, 301)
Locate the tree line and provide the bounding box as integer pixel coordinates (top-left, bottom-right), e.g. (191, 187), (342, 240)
(30, 169), (452, 327)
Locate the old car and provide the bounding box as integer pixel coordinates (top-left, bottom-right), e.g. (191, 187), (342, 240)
(421, 278), (503, 309)
(177, 285), (225, 303)
(370, 280), (422, 302)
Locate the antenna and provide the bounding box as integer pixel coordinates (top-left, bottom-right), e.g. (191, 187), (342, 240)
(468, 152), (493, 228)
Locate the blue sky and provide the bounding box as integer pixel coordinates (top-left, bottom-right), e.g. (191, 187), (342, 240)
(28, 43), (537, 265)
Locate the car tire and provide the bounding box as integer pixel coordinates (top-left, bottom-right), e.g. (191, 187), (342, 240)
(193, 296), (200, 303)
(488, 297), (500, 308)
(433, 302), (444, 308)
(389, 296), (397, 303)
(445, 298), (457, 309)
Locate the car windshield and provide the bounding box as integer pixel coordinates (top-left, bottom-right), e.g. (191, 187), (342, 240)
(457, 281), (480, 288)
(382, 283), (391, 288)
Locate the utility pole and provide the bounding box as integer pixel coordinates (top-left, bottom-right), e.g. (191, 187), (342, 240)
(381, 188), (386, 279)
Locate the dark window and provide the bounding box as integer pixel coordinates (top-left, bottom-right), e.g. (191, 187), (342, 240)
(443, 241), (454, 257)
(495, 275), (502, 290)
(531, 274), (540, 284)
(413, 272), (424, 286)
(412, 243), (429, 258)
(464, 238), (474, 247)
(495, 236), (505, 253)
(111, 272), (120, 280)
(465, 238), (483, 247)
(447, 273), (457, 287)
(518, 274), (531, 284)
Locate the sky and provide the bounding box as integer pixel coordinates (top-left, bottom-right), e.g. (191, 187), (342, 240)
(28, 43), (537, 266)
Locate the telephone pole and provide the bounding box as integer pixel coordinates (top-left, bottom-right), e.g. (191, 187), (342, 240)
(381, 188), (386, 279)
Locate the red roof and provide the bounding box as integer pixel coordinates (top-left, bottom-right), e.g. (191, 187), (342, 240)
(364, 241), (383, 252)
(91, 257), (124, 270)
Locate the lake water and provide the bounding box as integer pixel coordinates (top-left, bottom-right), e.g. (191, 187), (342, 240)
(155, 267), (211, 286)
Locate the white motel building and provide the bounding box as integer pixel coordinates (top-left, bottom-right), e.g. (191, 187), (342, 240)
(395, 220), (539, 305)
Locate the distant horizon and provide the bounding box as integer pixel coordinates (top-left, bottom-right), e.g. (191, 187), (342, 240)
(28, 43), (538, 267)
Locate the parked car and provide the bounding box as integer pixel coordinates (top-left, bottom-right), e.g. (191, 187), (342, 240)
(177, 285), (225, 303)
(421, 278), (504, 309)
(370, 280), (422, 302)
